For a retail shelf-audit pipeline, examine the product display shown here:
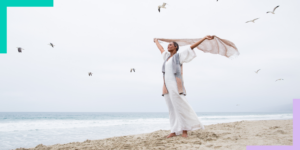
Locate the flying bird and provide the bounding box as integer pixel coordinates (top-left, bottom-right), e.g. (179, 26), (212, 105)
(130, 68), (135, 73)
(255, 69), (261, 74)
(88, 72), (93, 76)
(158, 3), (167, 13)
(267, 5), (279, 14)
(246, 18), (259, 23)
(275, 78), (283, 82)
(49, 43), (55, 48)
(16, 47), (24, 53)
(236, 104), (239, 106)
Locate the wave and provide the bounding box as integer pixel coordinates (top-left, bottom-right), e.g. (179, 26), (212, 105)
(0, 118), (169, 132)
(0, 113), (292, 132)
(200, 113), (293, 120)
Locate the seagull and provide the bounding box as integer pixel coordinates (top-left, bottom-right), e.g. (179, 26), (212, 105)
(236, 104), (239, 106)
(16, 47), (24, 53)
(130, 68), (135, 73)
(88, 72), (93, 76)
(246, 18), (259, 23)
(49, 43), (55, 48)
(267, 5), (279, 14)
(255, 69), (260, 74)
(158, 3), (167, 13)
(275, 78), (283, 82)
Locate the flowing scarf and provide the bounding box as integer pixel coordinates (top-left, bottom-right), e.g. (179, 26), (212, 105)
(157, 36), (239, 59)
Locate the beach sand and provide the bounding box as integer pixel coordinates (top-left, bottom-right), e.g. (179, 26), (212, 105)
(15, 120), (293, 150)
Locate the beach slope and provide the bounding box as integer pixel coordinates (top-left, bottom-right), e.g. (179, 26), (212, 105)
(16, 120), (293, 150)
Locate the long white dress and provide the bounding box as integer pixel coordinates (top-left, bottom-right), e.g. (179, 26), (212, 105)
(162, 47), (205, 135)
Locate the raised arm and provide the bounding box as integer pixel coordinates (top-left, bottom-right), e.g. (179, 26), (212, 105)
(190, 35), (214, 50)
(154, 38), (165, 54)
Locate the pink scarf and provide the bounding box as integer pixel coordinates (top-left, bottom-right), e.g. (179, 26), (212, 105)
(157, 36), (239, 59)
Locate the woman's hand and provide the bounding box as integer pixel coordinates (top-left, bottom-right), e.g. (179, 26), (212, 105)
(204, 35), (214, 40)
(154, 38), (158, 43)
(190, 35), (214, 49)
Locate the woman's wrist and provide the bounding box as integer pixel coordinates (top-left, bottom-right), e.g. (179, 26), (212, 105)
(204, 35), (214, 40)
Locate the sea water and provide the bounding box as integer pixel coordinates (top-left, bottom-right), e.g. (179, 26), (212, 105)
(0, 112), (293, 150)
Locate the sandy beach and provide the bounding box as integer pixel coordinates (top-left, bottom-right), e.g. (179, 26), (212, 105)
(15, 120), (292, 150)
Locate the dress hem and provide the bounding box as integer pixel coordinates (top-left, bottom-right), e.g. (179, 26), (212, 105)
(171, 124), (205, 135)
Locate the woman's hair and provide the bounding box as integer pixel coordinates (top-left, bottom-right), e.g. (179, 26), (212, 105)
(173, 42), (179, 51)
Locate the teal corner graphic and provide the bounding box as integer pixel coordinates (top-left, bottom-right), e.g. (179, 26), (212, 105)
(0, 0), (53, 54)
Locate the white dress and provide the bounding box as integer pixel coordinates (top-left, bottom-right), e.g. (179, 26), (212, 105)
(162, 47), (205, 135)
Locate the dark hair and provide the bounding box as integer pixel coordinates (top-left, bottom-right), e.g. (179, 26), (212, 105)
(173, 42), (179, 51)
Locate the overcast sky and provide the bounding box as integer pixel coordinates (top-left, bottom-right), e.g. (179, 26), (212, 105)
(0, 0), (299, 112)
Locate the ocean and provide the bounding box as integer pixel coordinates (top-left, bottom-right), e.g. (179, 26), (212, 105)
(0, 112), (293, 150)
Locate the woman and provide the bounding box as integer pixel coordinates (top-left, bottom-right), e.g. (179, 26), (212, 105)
(154, 35), (214, 138)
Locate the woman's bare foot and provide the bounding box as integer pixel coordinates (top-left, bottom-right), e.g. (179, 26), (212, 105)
(182, 130), (188, 138)
(166, 133), (176, 138)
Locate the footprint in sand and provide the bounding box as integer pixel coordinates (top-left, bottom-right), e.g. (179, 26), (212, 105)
(269, 126), (280, 129)
(274, 130), (286, 134)
(193, 141), (202, 145)
(214, 145), (222, 148)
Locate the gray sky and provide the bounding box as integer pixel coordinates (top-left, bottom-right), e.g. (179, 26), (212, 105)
(1, 0), (299, 112)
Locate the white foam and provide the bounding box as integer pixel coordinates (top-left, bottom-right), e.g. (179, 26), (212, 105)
(200, 113), (292, 119)
(0, 113), (292, 132)
(0, 118), (169, 132)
